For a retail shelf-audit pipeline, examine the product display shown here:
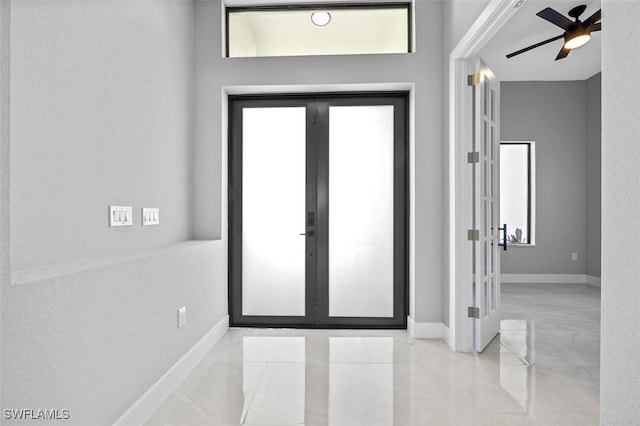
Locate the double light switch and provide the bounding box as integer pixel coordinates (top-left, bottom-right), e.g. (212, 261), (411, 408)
(109, 206), (160, 227)
(109, 206), (133, 227)
(142, 208), (160, 226)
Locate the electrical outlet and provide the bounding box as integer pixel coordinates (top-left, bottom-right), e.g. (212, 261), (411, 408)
(178, 306), (186, 328)
(571, 252), (578, 261)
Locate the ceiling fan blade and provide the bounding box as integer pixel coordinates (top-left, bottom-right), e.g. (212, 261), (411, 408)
(537, 7), (574, 30)
(555, 46), (571, 60)
(584, 9), (602, 25)
(506, 34), (564, 58)
(591, 22), (602, 32)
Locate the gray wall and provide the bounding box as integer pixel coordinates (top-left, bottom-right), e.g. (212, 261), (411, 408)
(585, 73), (601, 277)
(2, 2), (228, 425)
(442, 0), (492, 52)
(193, 0), (446, 324)
(500, 80), (601, 276)
(0, 0), (10, 414)
(601, 1), (640, 423)
(9, 1), (194, 271)
(2, 241), (227, 425)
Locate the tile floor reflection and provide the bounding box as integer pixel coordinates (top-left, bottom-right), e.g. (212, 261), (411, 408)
(147, 283), (600, 425)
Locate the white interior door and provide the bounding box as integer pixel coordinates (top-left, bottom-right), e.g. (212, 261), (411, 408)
(473, 60), (501, 351)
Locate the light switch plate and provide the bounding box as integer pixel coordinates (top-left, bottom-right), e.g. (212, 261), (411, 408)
(142, 208), (159, 226)
(109, 206), (133, 227)
(178, 306), (186, 328)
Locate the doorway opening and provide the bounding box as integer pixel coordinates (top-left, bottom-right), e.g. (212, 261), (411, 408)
(229, 92), (408, 328)
(450, 0), (602, 355)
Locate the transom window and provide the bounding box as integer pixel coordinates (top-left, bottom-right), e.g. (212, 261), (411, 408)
(226, 3), (412, 58)
(500, 141), (535, 245)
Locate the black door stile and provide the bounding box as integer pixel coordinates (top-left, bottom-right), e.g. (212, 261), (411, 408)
(229, 92), (408, 329)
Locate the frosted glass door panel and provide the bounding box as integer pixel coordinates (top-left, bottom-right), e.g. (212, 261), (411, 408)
(329, 106), (394, 318)
(242, 107), (306, 316)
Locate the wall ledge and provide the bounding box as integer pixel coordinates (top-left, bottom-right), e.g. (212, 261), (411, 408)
(501, 273), (601, 287)
(11, 240), (223, 285)
(113, 315), (229, 426)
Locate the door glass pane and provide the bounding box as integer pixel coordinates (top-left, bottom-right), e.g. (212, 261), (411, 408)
(491, 230), (495, 273)
(483, 241), (488, 276)
(484, 281), (489, 315)
(491, 126), (495, 160)
(491, 278), (497, 311)
(483, 122), (488, 155)
(483, 159), (488, 196)
(484, 200), (489, 236)
(491, 88), (496, 121)
(484, 82), (489, 116)
(491, 163), (495, 198)
(329, 105), (394, 318)
(242, 107), (306, 316)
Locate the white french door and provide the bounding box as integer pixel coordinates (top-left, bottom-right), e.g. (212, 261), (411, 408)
(471, 60), (502, 351)
(229, 94), (408, 328)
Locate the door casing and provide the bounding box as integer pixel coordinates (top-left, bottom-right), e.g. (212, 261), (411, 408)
(448, 0), (521, 351)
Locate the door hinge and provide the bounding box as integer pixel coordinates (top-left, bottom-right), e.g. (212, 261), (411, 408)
(312, 297), (317, 307)
(468, 306), (480, 319)
(467, 229), (480, 241)
(467, 152), (480, 163)
(468, 73), (480, 86)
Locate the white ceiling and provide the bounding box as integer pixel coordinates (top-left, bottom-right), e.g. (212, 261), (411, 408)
(479, 0), (602, 81)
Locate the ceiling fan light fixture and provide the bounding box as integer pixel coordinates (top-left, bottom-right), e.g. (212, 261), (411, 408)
(564, 27), (591, 50)
(311, 11), (331, 26)
(506, 6), (601, 60)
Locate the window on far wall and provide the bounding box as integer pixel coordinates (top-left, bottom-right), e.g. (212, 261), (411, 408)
(226, 3), (412, 58)
(500, 142), (535, 245)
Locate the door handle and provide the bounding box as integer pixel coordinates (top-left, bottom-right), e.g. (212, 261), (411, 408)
(301, 212), (315, 237)
(498, 224), (507, 251)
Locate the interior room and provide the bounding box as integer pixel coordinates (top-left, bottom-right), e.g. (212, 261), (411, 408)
(0, 0), (637, 425)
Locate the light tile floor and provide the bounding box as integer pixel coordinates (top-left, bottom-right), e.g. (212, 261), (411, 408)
(146, 283), (600, 425)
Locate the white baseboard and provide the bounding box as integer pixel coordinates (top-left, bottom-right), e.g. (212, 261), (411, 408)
(442, 324), (454, 349)
(584, 275), (601, 287)
(407, 317), (445, 339)
(501, 274), (601, 287)
(113, 315), (229, 426)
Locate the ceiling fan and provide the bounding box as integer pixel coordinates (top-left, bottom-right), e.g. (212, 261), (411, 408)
(506, 4), (601, 60)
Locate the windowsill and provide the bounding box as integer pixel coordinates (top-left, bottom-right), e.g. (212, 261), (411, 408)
(507, 243), (536, 248)
(224, 51), (413, 60)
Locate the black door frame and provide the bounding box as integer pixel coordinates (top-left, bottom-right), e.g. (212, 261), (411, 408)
(228, 92), (408, 329)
